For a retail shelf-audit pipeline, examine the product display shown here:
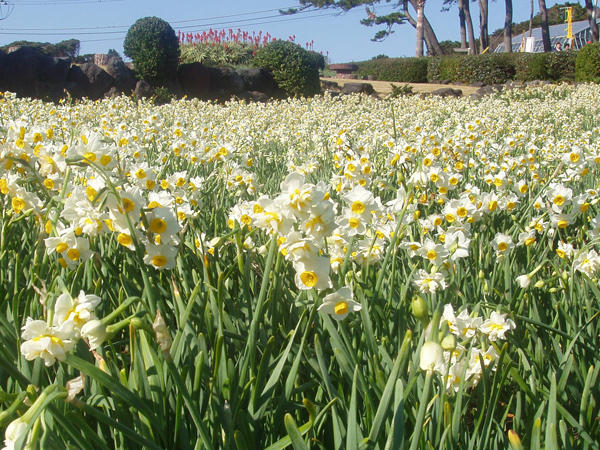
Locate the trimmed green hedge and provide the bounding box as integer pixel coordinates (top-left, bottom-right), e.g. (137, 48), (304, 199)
(576, 43), (600, 82)
(427, 51), (576, 84)
(356, 57), (429, 83)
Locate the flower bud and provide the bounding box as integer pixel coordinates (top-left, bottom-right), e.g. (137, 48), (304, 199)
(419, 341), (443, 372)
(507, 429), (523, 450)
(411, 295), (429, 321)
(81, 320), (106, 350)
(441, 333), (456, 351)
(515, 274), (531, 289)
(344, 270), (354, 285)
(153, 310), (172, 359)
(66, 375), (85, 401)
(130, 317), (143, 330)
(4, 418), (29, 449)
(534, 279), (545, 288)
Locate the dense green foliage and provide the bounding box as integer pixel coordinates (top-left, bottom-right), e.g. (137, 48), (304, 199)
(253, 40), (320, 97)
(575, 42), (600, 82)
(123, 16), (179, 84)
(179, 42), (255, 67)
(427, 51), (577, 84)
(356, 57), (429, 83)
(0, 39), (80, 58)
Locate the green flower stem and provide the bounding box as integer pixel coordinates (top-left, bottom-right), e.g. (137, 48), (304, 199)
(409, 369), (433, 450)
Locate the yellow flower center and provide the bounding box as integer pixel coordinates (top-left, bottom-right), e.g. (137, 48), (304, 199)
(149, 218), (167, 234)
(334, 301), (348, 315)
(100, 155), (112, 166)
(117, 233), (133, 247)
(122, 198), (135, 213)
(300, 271), (318, 288)
(152, 255), (167, 267)
(11, 197), (26, 213)
(351, 201), (365, 215)
(67, 248), (81, 260)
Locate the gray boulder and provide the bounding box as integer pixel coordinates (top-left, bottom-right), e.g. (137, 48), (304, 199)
(67, 63), (113, 99)
(39, 57), (71, 84)
(342, 82), (375, 95)
(208, 66), (245, 99)
(430, 87), (463, 97)
(0, 47), (55, 98)
(104, 56), (136, 94)
(238, 68), (283, 97)
(177, 63), (210, 99)
(134, 80), (154, 99)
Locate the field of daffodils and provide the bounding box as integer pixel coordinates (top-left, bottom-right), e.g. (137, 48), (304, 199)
(0, 84), (599, 449)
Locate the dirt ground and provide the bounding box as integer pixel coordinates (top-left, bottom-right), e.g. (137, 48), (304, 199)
(321, 77), (479, 97)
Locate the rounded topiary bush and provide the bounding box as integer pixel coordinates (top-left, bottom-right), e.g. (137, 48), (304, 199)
(253, 40), (320, 97)
(576, 43), (600, 82)
(123, 16), (179, 84)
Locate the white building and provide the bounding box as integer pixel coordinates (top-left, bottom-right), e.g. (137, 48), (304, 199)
(495, 19), (600, 52)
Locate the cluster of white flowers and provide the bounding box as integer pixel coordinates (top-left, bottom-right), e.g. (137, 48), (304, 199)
(20, 291), (106, 366)
(420, 304), (515, 392)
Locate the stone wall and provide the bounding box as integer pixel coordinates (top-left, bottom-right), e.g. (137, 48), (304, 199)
(0, 46), (286, 103)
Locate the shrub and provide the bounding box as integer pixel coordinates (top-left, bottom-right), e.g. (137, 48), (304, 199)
(253, 40), (320, 97)
(456, 53), (516, 84)
(389, 83), (414, 97)
(576, 43), (600, 82)
(428, 54), (517, 84)
(545, 51), (576, 81)
(152, 86), (175, 105)
(514, 53), (548, 81)
(0, 39), (80, 58)
(427, 57), (442, 82)
(179, 42), (254, 67)
(307, 50), (326, 71)
(437, 56), (461, 82)
(123, 16), (179, 84)
(356, 57), (428, 83)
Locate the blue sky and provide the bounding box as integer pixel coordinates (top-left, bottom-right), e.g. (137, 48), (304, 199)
(0, 0), (567, 62)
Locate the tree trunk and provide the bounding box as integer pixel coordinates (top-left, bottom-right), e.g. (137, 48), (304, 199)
(478, 0), (489, 52)
(585, 0), (599, 42)
(422, 13), (443, 55)
(415, 0), (425, 57)
(529, 0), (534, 36)
(404, 0), (444, 56)
(504, 0), (513, 52)
(462, 0), (477, 54)
(538, 0), (551, 52)
(458, 0), (467, 49)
